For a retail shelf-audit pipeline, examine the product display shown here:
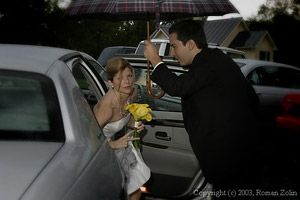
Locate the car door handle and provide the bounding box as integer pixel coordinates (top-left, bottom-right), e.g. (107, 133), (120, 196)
(146, 119), (184, 128)
(155, 132), (171, 141)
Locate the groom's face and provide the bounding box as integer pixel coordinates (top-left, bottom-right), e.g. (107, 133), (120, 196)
(170, 33), (192, 66)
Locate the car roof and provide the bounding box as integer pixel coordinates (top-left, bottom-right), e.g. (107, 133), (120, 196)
(103, 46), (136, 49)
(139, 39), (168, 43)
(0, 44), (75, 74)
(234, 59), (299, 69)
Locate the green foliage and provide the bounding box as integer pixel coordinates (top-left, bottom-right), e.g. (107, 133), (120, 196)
(60, 19), (156, 58)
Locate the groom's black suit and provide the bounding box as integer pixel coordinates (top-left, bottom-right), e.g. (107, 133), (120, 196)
(151, 47), (259, 186)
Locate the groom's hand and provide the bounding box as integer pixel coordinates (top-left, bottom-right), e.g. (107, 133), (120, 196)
(144, 40), (162, 68)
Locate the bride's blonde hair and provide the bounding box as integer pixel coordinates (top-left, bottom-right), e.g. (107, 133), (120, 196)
(106, 57), (134, 82)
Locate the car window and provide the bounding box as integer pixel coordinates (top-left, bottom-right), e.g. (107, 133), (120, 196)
(0, 70), (65, 142)
(72, 62), (99, 108)
(247, 69), (260, 85)
(136, 43), (161, 55)
(134, 68), (182, 112)
(89, 59), (109, 90)
(247, 66), (278, 86)
(277, 68), (300, 89)
(247, 66), (300, 89)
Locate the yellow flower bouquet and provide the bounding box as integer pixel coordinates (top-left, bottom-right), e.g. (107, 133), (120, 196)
(124, 103), (152, 149)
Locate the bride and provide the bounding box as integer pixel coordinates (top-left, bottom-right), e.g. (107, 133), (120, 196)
(93, 57), (151, 200)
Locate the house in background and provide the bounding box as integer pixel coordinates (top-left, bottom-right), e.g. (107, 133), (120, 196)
(150, 17), (277, 61)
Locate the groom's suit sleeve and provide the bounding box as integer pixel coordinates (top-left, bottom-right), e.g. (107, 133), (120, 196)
(150, 61), (214, 97)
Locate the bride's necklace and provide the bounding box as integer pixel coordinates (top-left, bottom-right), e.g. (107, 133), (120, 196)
(113, 89), (130, 117)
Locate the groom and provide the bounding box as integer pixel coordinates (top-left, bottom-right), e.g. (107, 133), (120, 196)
(144, 20), (260, 198)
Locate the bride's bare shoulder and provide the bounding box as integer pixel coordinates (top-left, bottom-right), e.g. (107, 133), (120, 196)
(93, 91), (115, 113)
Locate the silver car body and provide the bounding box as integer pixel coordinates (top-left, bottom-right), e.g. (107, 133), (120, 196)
(0, 44), (122, 200)
(235, 59), (300, 126)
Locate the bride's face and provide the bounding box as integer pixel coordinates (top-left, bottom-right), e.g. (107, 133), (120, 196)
(111, 67), (134, 94)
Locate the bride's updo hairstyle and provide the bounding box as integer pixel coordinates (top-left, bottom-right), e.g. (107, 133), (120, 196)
(106, 57), (134, 82)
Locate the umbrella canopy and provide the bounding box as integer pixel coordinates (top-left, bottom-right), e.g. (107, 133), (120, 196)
(65, 0), (239, 98)
(65, 0), (239, 21)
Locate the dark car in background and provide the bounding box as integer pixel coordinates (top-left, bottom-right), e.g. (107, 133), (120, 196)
(97, 46), (136, 67)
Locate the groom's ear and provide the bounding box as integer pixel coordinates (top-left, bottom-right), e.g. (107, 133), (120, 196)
(187, 39), (196, 51)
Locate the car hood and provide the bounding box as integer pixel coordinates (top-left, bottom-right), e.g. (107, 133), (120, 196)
(0, 141), (63, 200)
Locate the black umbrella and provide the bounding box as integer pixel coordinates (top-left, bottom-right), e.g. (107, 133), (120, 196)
(65, 0), (239, 98)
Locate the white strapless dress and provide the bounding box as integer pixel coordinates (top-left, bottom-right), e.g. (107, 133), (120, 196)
(103, 114), (151, 195)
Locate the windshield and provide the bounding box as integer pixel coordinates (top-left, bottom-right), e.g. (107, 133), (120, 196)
(134, 68), (182, 112)
(136, 43), (162, 54)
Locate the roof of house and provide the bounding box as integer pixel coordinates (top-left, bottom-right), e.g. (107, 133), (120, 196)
(150, 24), (169, 39)
(150, 17), (277, 51)
(151, 17), (245, 45)
(229, 30), (269, 49)
(203, 17), (244, 45)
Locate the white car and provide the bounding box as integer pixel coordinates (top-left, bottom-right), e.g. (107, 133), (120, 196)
(0, 44), (123, 200)
(135, 38), (247, 59)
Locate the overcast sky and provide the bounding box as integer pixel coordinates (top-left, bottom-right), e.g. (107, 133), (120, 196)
(208, 0), (267, 20)
(231, 0), (266, 17)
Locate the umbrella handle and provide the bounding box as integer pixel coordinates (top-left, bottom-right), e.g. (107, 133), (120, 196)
(147, 59), (165, 99)
(146, 21), (165, 99)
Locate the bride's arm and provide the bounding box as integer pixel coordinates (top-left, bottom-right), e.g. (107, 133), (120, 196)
(93, 99), (113, 128)
(93, 97), (139, 150)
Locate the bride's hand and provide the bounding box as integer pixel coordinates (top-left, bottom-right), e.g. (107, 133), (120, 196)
(108, 130), (140, 150)
(135, 121), (145, 133)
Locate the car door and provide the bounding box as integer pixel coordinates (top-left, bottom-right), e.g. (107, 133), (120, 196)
(58, 54), (125, 199)
(133, 67), (208, 198)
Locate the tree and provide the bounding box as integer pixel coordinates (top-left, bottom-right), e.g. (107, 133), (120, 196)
(247, 0), (300, 67)
(58, 19), (155, 58)
(254, 0), (300, 20)
(0, 0), (156, 58)
(0, 0), (62, 45)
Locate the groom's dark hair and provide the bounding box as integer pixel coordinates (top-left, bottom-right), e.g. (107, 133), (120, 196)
(169, 20), (208, 49)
